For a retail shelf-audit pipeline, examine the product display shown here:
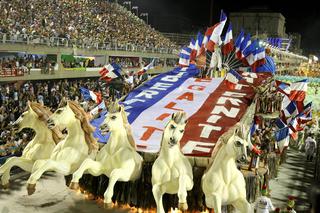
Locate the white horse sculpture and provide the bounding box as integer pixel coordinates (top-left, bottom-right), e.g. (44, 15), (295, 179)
(152, 111), (193, 213)
(70, 101), (143, 208)
(26, 100), (98, 195)
(202, 124), (251, 213)
(0, 102), (63, 188)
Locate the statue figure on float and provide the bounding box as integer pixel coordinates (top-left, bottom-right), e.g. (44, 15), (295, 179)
(0, 101), (63, 188)
(70, 101), (143, 208)
(26, 100), (98, 195)
(152, 111), (193, 213)
(201, 123), (252, 213)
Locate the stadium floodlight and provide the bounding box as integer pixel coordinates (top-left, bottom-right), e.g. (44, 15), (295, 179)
(140, 13), (149, 25)
(123, 1), (131, 10)
(132, 6), (139, 16)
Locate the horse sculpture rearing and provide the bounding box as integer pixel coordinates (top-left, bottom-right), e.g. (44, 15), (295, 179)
(70, 101), (143, 208)
(152, 111), (193, 213)
(26, 100), (97, 195)
(0, 102), (63, 188)
(201, 124), (251, 213)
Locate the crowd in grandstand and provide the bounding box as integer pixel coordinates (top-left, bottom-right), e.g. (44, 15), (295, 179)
(0, 0), (176, 50)
(0, 55), (48, 71)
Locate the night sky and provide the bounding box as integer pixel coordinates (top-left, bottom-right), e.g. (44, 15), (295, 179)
(127, 0), (320, 54)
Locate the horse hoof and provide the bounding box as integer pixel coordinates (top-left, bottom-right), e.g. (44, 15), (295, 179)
(27, 184), (36, 195)
(178, 202), (188, 211)
(1, 183), (9, 189)
(103, 202), (113, 209)
(69, 182), (80, 190)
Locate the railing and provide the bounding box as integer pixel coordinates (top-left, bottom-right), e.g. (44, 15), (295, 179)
(0, 33), (178, 54)
(0, 68), (25, 77)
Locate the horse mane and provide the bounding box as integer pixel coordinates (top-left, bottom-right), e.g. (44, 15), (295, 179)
(107, 101), (136, 149)
(107, 101), (121, 113)
(172, 111), (187, 125)
(29, 102), (64, 144)
(67, 101), (98, 154)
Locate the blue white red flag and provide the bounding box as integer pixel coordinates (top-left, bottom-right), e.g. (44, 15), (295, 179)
(195, 32), (204, 57)
(225, 69), (243, 89)
(99, 63), (122, 82)
(274, 80), (290, 95)
(235, 30), (244, 59)
(179, 47), (192, 67)
(289, 79), (308, 102)
(275, 127), (289, 142)
(206, 10), (227, 52)
(137, 59), (155, 75)
(222, 23), (234, 55)
(79, 87), (102, 104)
(239, 33), (251, 59)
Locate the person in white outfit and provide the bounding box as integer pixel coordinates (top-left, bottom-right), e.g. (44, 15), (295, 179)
(305, 135), (317, 161)
(254, 185), (275, 213)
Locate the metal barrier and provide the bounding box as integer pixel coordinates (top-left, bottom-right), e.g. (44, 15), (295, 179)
(0, 33), (177, 54)
(0, 68), (25, 77)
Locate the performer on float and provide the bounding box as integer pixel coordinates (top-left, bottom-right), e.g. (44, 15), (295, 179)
(284, 196), (297, 213)
(305, 134), (317, 161)
(254, 185), (275, 213)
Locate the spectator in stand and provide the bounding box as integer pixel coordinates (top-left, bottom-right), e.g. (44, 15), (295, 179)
(0, 0), (177, 51)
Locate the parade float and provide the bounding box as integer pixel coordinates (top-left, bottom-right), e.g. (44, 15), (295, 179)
(0, 10), (312, 213)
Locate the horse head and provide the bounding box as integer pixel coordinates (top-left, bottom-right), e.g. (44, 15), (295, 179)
(47, 100), (75, 130)
(100, 101), (124, 134)
(12, 101), (39, 132)
(225, 125), (248, 162)
(162, 111), (188, 149)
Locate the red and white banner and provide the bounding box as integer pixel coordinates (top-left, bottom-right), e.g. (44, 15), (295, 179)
(131, 73), (271, 157)
(92, 66), (271, 157)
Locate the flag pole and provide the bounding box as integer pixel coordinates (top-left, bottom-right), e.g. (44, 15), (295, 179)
(228, 60), (242, 69)
(224, 50), (236, 66)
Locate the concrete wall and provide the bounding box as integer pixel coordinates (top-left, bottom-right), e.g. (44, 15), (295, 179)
(0, 43), (178, 82)
(230, 12), (286, 38)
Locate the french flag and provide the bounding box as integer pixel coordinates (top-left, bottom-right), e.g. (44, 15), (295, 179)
(275, 118), (287, 129)
(297, 102), (312, 125)
(195, 32), (204, 57)
(90, 101), (106, 116)
(274, 119), (290, 152)
(79, 87), (102, 104)
(235, 30), (244, 59)
(302, 102), (312, 115)
(298, 111), (312, 125)
(137, 59), (155, 75)
(225, 69), (243, 89)
(282, 100), (298, 118)
(238, 33), (251, 60)
(243, 40), (258, 65)
(206, 10), (227, 52)
(274, 80), (290, 96)
(289, 79), (308, 102)
(199, 26), (216, 55)
(222, 23), (233, 55)
(99, 63), (122, 82)
(179, 47), (192, 67)
(275, 126), (289, 142)
(288, 117), (302, 134)
(251, 47), (266, 72)
(189, 38), (197, 61)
